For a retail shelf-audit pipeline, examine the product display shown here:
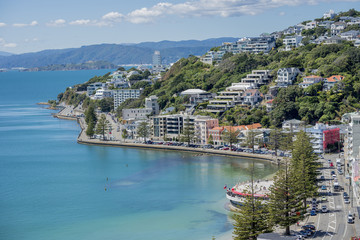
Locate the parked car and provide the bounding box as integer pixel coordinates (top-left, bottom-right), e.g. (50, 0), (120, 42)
(310, 210), (317, 216)
(320, 175), (325, 180)
(321, 196), (327, 201)
(321, 205), (328, 213)
(321, 185), (327, 190)
(348, 216), (354, 224)
(344, 197), (350, 204)
(303, 225), (316, 231)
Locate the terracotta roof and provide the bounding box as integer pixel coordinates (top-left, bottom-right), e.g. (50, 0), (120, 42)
(244, 89), (260, 97)
(210, 127), (224, 131)
(304, 75), (321, 78)
(326, 75), (344, 82)
(267, 99), (274, 104)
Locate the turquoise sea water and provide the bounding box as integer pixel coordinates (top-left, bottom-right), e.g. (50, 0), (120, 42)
(0, 70), (278, 240)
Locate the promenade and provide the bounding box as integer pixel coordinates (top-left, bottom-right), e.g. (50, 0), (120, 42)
(54, 105), (282, 164)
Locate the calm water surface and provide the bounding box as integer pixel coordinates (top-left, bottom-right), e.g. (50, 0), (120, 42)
(0, 70), (278, 240)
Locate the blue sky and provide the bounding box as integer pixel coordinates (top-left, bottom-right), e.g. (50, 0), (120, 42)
(0, 0), (359, 54)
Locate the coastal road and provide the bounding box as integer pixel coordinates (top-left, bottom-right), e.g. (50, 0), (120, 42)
(302, 154), (358, 240)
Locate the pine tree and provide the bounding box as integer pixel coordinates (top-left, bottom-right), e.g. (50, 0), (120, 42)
(85, 104), (97, 125)
(181, 117), (195, 145)
(86, 120), (95, 137)
(96, 114), (110, 140)
(268, 161), (303, 235)
(233, 166), (273, 240)
(291, 131), (318, 209)
(246, 130), (257, 153)
(267, 128), (284, 156)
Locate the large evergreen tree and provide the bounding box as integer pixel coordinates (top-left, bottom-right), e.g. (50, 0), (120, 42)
(268, 161), (303, 235)
(290, 131), (318, 209)
(181, 117), (195, 145)
(96, 114), (110, 140)
(246, 130), (257, 153)
(267, 128), (284, 156)
(233, 166), (273, 240)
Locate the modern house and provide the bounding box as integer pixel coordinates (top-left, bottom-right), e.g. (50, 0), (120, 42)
(242, 89), (262, 106)
(283, 35), (303, 51)
(282, 119), (305, 133)
(91, 88), (113, 100)
(331, 22), (347, 35)
(275, 68), (301, 87)
(299, 75), (323, 88)
(305, 21), (317, 30)
(340, 30), (360, 41)
(240, 70), (272, 86)
(180, 89), (215, 105)
(87, 82), (107, 96)
(323, 9), (336, 19)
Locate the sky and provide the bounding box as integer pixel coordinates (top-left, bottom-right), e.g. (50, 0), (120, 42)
(0, 0), (359, 54)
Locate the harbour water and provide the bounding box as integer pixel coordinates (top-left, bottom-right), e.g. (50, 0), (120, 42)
(0, 70), (279, 240)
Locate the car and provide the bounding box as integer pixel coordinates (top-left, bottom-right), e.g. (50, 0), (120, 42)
(331, 170), (335, 175)
(322, 205), (328, 213)
(310, 210), (317, 216)
(330, 162), (334, 167)
(322, 196), (327, 201)
(221, 147), (229, 150)
(296, 235), (305, 240)
(348, 216), (354, 224)
(344, 198), (350, 204)
(343, 192), (348, 198)
(320, 175), (325, 180)
(338, 171), (343, 175)
(348, 213), (355, 220)
(328, 159), (331, 163)
(299, 230), (309, 238)
(304, 224), (316, 231)
(321, 185), (327, 190)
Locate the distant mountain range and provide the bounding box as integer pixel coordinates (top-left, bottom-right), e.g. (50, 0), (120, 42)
(0, 51), (13, 57)
(0, 37), (238, 69)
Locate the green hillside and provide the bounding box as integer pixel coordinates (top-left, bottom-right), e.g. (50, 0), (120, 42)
(116, 41), (360, 127)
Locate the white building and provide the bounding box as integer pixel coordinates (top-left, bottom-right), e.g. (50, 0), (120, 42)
(145, 95), (159, 115)
(275, 68), (301, 87)
(340, 30), (360, 41)
(299, 75), (323, 88)
(226, 82), (256, 92)
(91, 88), (113, 100)
(240, 69), (271, 86)
(87, 82), (107, 96)
(323, 10), (336, 19)
(282, 119), (305, 133)
(153, 51), (162, 67)
(122, 108), (153, 120)
(283, 35), (303, 51)
(305, 21), (317, 30)
(113, 89), (142, 109)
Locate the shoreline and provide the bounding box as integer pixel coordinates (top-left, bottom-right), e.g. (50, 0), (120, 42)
(53, 105), (283, 165)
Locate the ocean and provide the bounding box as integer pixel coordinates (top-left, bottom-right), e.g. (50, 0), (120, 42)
(0, 70), (278, 240)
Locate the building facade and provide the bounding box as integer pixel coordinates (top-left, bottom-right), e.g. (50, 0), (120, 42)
(113, 89), (142, 109)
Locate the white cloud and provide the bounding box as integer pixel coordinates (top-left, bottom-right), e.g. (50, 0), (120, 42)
(25, 38), (39, 42)
(13, 20), (38, 27)
(105, 0), (359, 24)
(102, 11), (124, 22)
(69, 19), (92, 25)
(0, 23), (6, 27)
(4, 43), (17, 48)
(30, 20), (38, 26)
(47, 19), (66, 27)
(0, 38), (17, 48)
(279, 11), (285, 16)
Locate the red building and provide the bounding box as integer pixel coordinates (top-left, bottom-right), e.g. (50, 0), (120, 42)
(323, 128), (340, 150)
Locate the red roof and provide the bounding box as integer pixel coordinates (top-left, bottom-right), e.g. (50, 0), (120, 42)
(326, 75), (344, 82)
(266, 99), (274, 104)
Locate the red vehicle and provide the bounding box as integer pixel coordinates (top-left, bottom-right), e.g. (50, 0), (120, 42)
(222, 147), (229, 150)
(330, 162), (334, 167)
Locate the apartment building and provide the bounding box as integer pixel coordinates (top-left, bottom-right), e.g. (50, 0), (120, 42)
(113, 89), (142, 109)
